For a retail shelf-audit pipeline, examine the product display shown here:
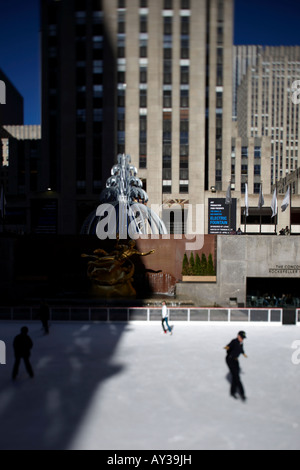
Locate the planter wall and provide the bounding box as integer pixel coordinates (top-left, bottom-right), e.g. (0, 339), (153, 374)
(182, 276), (217, 283)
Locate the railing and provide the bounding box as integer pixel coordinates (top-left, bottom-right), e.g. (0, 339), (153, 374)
(0, 306), (298, 323)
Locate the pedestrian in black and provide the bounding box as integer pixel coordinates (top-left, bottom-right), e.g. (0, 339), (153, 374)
(12, 326), (34, 380)
(38, 299), (50, 334)
(224, 331), (247, 401)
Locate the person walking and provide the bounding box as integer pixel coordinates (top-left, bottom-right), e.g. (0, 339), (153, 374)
(38, 299), (50, 334)
(224, 331), (247, 401)
(161, 301), (172, 335)
(12, 326), (34, 380)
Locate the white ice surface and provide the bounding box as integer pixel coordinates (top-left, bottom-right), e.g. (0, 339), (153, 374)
(0, 321), (299, 450)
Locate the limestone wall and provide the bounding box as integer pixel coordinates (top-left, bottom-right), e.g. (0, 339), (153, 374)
(177, 235), (300, 307)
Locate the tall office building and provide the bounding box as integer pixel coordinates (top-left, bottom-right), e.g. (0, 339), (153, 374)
(236, 46), (300, 186)
(233, 45), (300, 232)
(232, 45), (263, 121)
(0, 69), (24, 127)
(41, 0), (234, 234)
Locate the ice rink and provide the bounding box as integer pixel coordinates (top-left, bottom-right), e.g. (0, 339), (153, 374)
(0, 320), (299, 450)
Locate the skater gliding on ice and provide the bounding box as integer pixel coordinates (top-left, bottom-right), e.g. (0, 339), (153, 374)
(161, 301), (172, 335)
(224, 331), (247, 401)
(38, 299), (50, 335)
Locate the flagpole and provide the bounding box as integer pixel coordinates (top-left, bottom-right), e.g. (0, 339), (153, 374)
(229, 181), (231, 234)
(290, 183), (292, 234)
(274, 182), (277, 235)
(244, 182), (248, 233)
(225, 181), (232, 235)
(259, 182), (262, 234)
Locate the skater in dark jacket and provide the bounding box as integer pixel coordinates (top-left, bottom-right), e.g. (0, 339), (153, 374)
(224, 331), (247, 401)
(12, 326), (34, 380)
(38, 300), (50, 334)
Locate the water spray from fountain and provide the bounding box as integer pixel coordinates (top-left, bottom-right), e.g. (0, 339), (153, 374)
(81, 154), (168, 237)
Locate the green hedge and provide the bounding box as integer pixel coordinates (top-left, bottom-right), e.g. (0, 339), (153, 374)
(182, 252), (216, 276)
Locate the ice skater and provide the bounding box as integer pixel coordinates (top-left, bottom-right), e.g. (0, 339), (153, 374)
(38, 299), (50, 334)
(161, 301), (172, 335)
(224, 331), (247, 401)
(12, 326), (34, 380)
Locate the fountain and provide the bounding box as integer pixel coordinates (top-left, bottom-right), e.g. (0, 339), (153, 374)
(81, 154), (168, 298)
(81, 154), (168, 237)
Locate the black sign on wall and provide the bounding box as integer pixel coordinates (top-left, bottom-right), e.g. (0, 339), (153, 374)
(208, 198), (237, 234)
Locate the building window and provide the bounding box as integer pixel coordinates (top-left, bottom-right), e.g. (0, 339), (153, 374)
(180, 120), (189, 145)
(140, 15), (147, 33)
(164, 0), (173, 9)
(139, 116), (147, 168)
(254, 165), (261, 176)
(139, 88), (147, 108)
(181, 0), (190, 9)
(163, 88), (172, 108)
(139, 144), (147, 168)
(117, 34), (126, 58)
(140, 66), (147, 83)
(181, 15), (189, 34)
(139, 35), (148, 58)
(241, 164), (248, 175)
(254, 146), (261, 158)
(253, 183), (261, 194)
(75, 11), (86, 24)
(162, 183), (172, 194)
(180, 89), (189, 108)
(163, 60), (172, 85)
(93, 60), (103, 74)
(216, 169), (222, 182)
(241, 146), (248, 158)
(181, 36), (189, 59)
(179, 183), (189, 193)
(216, 64), (223, 86)
(217, 26), (223, 45)
(217, 1), (224, 22)
(76, 109), (86, 122)
(163, 118), (172, 144)
(180, 66), (189, 84)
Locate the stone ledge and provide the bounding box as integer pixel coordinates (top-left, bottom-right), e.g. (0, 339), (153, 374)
(182, 276), (217, 283)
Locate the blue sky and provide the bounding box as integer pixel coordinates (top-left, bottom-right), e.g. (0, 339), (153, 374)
(0, 0), (300, 125)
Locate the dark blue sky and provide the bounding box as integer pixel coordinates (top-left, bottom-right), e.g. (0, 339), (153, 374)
(0, 0), (300, 125)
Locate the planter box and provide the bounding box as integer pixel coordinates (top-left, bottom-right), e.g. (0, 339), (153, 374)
(182, 275), (217, 283)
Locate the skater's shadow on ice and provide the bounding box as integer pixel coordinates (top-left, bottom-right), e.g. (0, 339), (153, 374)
(225, 369), (245, 383)
(0, 322), (127, 450)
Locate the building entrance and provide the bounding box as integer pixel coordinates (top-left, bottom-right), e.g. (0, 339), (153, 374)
(246, 277), (300, 308)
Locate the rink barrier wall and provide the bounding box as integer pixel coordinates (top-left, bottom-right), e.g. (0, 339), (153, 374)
(0, 306), (299, 324)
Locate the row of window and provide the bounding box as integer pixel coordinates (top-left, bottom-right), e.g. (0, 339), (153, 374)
(116, 0), (191, 10)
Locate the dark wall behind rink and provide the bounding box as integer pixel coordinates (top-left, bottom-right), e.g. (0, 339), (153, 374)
(0, 234), (217, 301)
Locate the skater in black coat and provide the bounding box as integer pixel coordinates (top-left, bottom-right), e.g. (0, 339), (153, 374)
(38, 300), (50, 334)
(224, 331), (247, 401)
(12, 326), (34, 380)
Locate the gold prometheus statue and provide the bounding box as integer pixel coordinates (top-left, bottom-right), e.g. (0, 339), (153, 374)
(81, 240), (154, 298)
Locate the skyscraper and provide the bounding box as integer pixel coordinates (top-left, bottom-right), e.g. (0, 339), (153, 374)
(0, 68), (24, 127)
(41, 0), (234, 234)
(236, 46), (300, 185)
(233, 45), (300, 232)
